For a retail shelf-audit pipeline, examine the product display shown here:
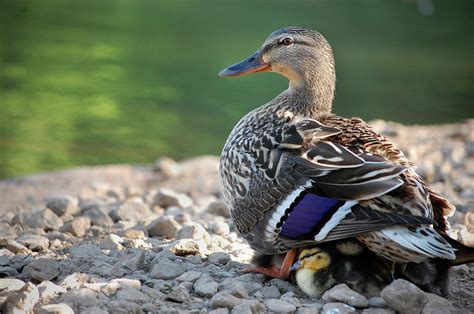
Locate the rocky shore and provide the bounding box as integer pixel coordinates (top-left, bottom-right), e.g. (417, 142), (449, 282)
(0, 120), (472, 313)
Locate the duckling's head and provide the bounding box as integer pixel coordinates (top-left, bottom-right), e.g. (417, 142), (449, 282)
(219, 26), (336, 108)
(290, 247), (331, 272)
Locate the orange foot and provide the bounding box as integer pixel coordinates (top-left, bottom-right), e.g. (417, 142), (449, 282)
(240, 249), (297, 280)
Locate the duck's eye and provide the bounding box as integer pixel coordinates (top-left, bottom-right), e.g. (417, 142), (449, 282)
(281, 37), (293, 46)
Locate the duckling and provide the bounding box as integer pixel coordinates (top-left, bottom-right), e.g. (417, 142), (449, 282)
(290, 241), (393, 298)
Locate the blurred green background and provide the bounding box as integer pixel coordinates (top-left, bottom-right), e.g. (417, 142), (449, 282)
(0, 0), (473, 179)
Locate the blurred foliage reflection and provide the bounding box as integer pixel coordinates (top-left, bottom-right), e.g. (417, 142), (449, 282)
(0, 0), (473, 178)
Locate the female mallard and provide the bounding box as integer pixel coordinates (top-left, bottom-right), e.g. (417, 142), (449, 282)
(218, 26), (469, 279)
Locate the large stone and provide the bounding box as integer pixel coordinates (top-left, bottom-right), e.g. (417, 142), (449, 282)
(194, 276), (218, 297)
(380, 279), (428, 314)
(322, 283), (369, 308)
(59, 217), (91, 237)
(112, 201), (152, 223)
(69, 244), (102, 259)
(14, 208), (63, 231)
(46, 195), (79, 217)
(4, 282), (39, 313)
(206, 201), (230, 218)
(150, 259), (185, 279)
(147, 215), (180, 238)
(0, 278), (25, 291)
(16, 234), (49, 251)
(115, 287), (151, 304)
(176, 223), (211, 242)
(422, 293), (455, 314)
(37, 280), (67, 300)
(322, 302), (356, 314)
(153, 189), (193, 208)
(265, 299), (297, 313)
(23, 258), (60, 282)
(38, 303), (75, 314)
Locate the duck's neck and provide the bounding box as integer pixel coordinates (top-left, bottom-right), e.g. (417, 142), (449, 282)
(286, 60), (336, 116)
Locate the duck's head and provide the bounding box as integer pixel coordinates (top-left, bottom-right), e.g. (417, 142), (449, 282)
(290, 247), (331, 272)
(219, 26), (336, 105)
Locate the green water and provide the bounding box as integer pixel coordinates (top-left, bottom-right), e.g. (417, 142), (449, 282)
(1, 0), (473, 179)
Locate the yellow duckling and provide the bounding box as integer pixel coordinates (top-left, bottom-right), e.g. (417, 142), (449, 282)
(290, 241), (393, 298)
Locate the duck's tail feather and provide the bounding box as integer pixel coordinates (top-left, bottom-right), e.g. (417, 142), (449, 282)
(441, 233), (474, 266)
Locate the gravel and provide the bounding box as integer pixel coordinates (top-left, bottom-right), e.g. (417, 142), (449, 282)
(0, 121), (472, 313)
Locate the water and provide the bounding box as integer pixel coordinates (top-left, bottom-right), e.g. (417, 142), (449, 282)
(1, 0), (473, 178)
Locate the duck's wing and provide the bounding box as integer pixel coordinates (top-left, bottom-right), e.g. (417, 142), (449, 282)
(250, 118), (436, 244)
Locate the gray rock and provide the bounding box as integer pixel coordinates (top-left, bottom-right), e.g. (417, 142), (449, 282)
(0, 278), (25, 291)
(107, 300), (141, 313)
(210, 221), (230, 236)
(322, 283), (368, 308)
(5, 240), (30, 254)
(176, 271), (202, 283)
(99, 234), (124, 250)
(194, 277), (218, 297)
(83, 306), (108, 314)
(4, 282), (39, 314)
(140, 286), (166, 300)
(114, 250), (145, 271)
(0, 222), (17, 242)
(167, 239), (207, 256)
(322, 302), (356, 314)
(265, 299), (297, 313)
(210, 308), (230, 314)
(46, 195), (79, 217)
(115, 287), (151, 304)
(15, 208), (63, 231)
(60, 288), (98, 308)
(210, 291), (241, 309)
(0, 248), (15, 258)
(69, 244), (102, 259)
(16, 234), (49, 251)
(380, 279), (428, 314)
(113, 201), (152, 223)
(422, 293), (455, 314)
(206, 201), (230, 218)
(177, 223), (211, 242)
(23, 258), (60, 281)
(154, 157), (181, 177)
(166, 286), (190, 303)
(83, 206), (113, 227)
(153, 189), (193, 208)
(208, 252), (231, 265)
(267, 278), (298, 293)
(39, 303), (75, 314)
(254, 285), (281, 299)
(59, 273), (89, 289)
(0, 266), (18, 277)
(150, 259), (185, 279)
(228, 282), (249, 299)
(297, 303), (323, 314)
(121, 229), (146, 239)
(147, 215), (180, 238)
(362, 309), (395, 314)
(60, 217), (91, 237)
(37, 280), (67, 300)
(368, 297), (387, 308)
(230, 304), (253, 314)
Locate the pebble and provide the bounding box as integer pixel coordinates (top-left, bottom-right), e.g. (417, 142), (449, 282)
(254, 285), (281, 299)
(166, 285), (190, 303)
(177, 222), (211, 242)
(153, 189), (193, 208)
(422, 293), (456, 314)
(0, 266), (19, 277)
(14, 208), (63, 231)
(265, 298), (297, 313)
(154, 157), (181, 177)
(168, 239), (207, 256)
(210, 291), (241, 309)
(46, 195), (79, 217)
(60, 273), (89, 289)
(194, 276), (218, 297)
(380, 279), (428, 314)
(206, 201), (230, 218)
(322, 302), (356, 314)
(147, 215), (180, 238)
(176, 271), (202, 283)
(362, 309), (395, 314)
(83, 206), (114, 227)
(368, 297), (387, 308)
(322, 283), (369, 308)
(60, 288), (99, 308)
(69, 244), (102, 259)
(150, 259), (185, 279)
(39, 303), (75, 314)
(37, 280), (67, 300)
(16, 234), (49, 251)
(115, 287), (151, 304)
(4, 282), (39, 313)
(210, 221), (231, 236)
(208, 252), (231, 265)
(0, 278), (26, 291)
(60, 217), (91, 237)
(112, 201), (152, 223)
(5, 240), (30, 254)
(99, 233), (124, 250)
(23, 258), (60, 282)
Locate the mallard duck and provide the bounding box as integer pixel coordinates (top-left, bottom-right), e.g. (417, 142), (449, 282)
(290, 240), (393, 298)
(218, 26), (472, 279)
